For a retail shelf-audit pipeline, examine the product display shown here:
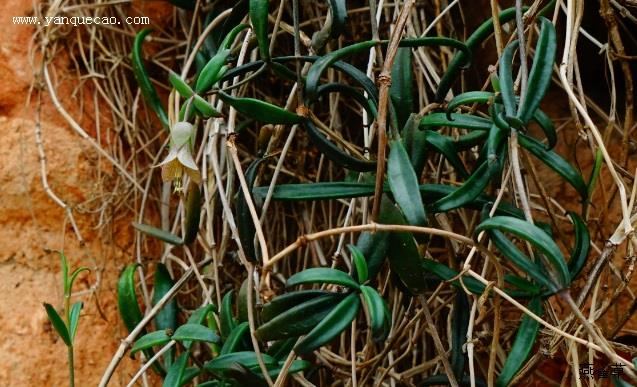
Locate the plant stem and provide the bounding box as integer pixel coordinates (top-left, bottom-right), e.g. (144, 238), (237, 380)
(68, 346), (75, 387)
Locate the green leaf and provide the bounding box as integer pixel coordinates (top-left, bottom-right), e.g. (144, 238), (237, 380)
(68, 267), (90, 296)
(531, 108), (557, 149)
(168, 71), (194, 99)
(218, 92), (302, 124)
(305, 40), (377, 101)
(131, 330), (171, 356)
(249, 0), (270, 61)
(261, 290), (331, 322)
(172, 323), (221, 344)
(612, 376), (633, 387)
(192, 94), (222, 118)
(355, 231), (389, 281)
(435, 6), (522, 101)
(224, 363), (267, 386)
(423, 130), (469, 178)
(587, 149), (603, 197)
(387, 139), (427, 228)
(316, 83), (377, 118)
(238, 278), (250, 323)
(132, 29), (169, 129)
(518, 134), (588, 199)
(420, 259), (485, 295)
(499, 40), (520, 117)
(286, 268), (360, 290)
(451, 292), (469, 380)
(256, 294), (343, 341)
(454, 131), (489, 151)
(401, 113), (428, 175)
(184, 182), (202, 245)
(567, 212), (590, 281)
(267, 338), (297, 361)
(163, 352), (189, 387)
(390, 48), (414, 130)
(44, 303), (71, 347)
(420, 113), (492, 131)
(496, 298), (542, 387)
(68, 301), (83, 343)
(152, 263), (178, 333)
(360, 285), (390, 342)
(311, 0), (347, 52)
(477, 216), (570, 289)
(118, 264), (144, 333)
(303, 119), (377, 172)
(378, 197), (430, 294)
(348, 245), (369, 284)
(132, 222), (184, 245)
(59, 251), (69, 295)
(294, 293), (360, 355)
(196, 24), (249, 93)
(488, 228), (557, 292)
(431, 161), (494, 212)
(236, 158), (267, 262)
(204, 352), (277, 373)
(517, 18), (557, 124)
(446, 91), (495, 118)
(221, 322), (250, 354)
(220, 290), (238, 340)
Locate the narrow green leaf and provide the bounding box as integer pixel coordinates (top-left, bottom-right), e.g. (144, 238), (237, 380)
(238, 278), (250, 323)
(348, 245), (369, 284)
(477, 216), (570, 289)
(59, 251), (69, 296)
(131, 330), (171, 356)
(420, 113), (492, 131)
(360, 285), (389, 342)
(192, 94), (222, 118)
(132, 222), (184, 245)
(531, 108), (557, 149)
(454, 131), (490, 151)
(168, 71), (194, 99)
(44, 303), (71, 347)
(355, 231), (389, 281)
(256, 294), (343, 341)
(68, 267), (89, 295)
(267, 338), (297, 361)
(402, 113), (428, 175)
(390, 48), (413, 130)
(286, 268), (360, 290)
(517, 17), (557, 123)
(195, 51), (228, 93)
(499, 40), (520, 117)
(317, 83), (377, 118)
(446, 91), (494, 118)
(249, 0), (270, 61)
(204, 352), (277, 373)
(378, 197), (430, 294)
(219, 92), (302, 124)
(163, 352), (189, 387)
(261, 290), (333, 322)
(220, 290), (238, 340)
(118, 264), (144, 332)
(567, 212), (590, 281)
(423, 130), (469, 178)
(305, 40), (377, 102)
(294, 293), (360, 355)
(435, 6), (522, 101)
(518, 134), (587, 199)
(431, 161), (493, 212)
(132, 29), (169, 129)
(153, 263), (178, 332)
(68, 301), (83, 343)
(236, 158), (267, 262)
(304, 119), (377, 172)
(172, 323), (221, 344)
(451, 292), (469, 380)
(496, 298), (542, 387)
(221, 322), (250, 355)
(311, 0), (347, 52)
(420, 259), (485, 295)
(387, 139), (427, 227)
(587, 149), (603, 197)
(224, 363), (267, 386)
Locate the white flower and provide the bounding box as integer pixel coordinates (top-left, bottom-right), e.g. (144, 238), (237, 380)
(159, 122), (201, 185)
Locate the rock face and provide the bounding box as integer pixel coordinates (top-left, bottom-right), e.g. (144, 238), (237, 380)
(0, 1), (142, 385)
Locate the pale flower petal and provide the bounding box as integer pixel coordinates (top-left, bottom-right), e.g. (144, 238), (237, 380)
(170, 121), (194, 148)
(157, 146), (180, 166)
(177, 146), (199, 171)
(161, 158), (182, 182)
